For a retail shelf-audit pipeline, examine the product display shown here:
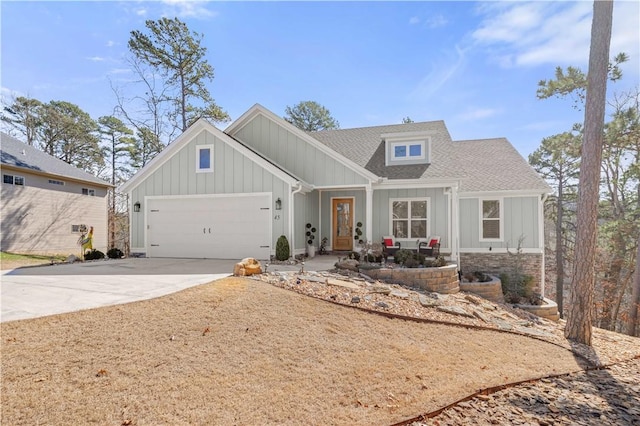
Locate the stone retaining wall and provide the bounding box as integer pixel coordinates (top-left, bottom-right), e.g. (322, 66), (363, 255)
(365, 264), (459, 294)
(459, 276), (504, 304)
(459, 252), (543, 295)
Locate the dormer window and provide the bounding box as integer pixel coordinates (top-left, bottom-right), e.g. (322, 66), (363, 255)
(383, 131), (432, 166)
(391, 141), (426, 161)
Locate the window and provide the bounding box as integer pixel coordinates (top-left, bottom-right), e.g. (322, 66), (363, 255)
(3, 174), (24, 186)
(48, 179), (65, 186)
(82, 188), (95, 196)
(71, 224), (87, 233)
(481, 199), (502, 240)
(196, 145), (214, 173)
(390, 198), (429, 239)
(391, 141), (426, 161)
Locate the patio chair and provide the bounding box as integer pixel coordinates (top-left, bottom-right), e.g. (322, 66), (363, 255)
(419, 236), (441, 257)
(382, 236), (401, 259)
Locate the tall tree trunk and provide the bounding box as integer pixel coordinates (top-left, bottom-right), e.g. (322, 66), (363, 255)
(556, 179), (565, 317)
(628, 232), (640, 336)
(565, 0), (613, 345)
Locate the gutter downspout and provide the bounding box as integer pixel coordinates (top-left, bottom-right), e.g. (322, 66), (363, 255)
(290, 182), (304, 255)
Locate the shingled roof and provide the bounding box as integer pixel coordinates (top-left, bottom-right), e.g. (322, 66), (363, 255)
(310, 122), (550, 193)
(1, 133), (111, 187)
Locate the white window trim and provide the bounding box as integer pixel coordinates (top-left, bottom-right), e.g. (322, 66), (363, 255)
(196, 144), (214, 173)
(389, 197), (430, 241)
(479, 197), (504, 242)
(82, 188), (96, 196)
(390, 140), (427, 161)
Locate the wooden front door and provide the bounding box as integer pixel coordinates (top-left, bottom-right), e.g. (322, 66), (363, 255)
(332, 198), (353, 251)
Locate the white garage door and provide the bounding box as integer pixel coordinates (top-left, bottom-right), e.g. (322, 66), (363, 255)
(147, 194), (271, 260)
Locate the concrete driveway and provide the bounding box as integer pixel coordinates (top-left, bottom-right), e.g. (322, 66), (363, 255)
(1, 258), (237, 322)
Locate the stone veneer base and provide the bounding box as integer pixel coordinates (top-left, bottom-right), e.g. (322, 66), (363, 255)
(364, 264), (459, 294)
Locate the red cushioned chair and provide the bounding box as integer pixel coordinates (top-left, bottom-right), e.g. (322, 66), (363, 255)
(382, 236), (401, 259)
(419, 236), (441, 257)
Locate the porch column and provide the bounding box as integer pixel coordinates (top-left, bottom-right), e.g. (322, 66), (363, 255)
(365, 185), (373, 243)
(450, 184), (459, 262)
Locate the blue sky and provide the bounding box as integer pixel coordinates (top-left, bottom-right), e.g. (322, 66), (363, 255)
(1, 0), (639, 157)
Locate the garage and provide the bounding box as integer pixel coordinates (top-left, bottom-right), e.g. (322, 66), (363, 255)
(146, 194), (272, 260)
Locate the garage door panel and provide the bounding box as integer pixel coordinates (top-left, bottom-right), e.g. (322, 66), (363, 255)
(147, 195), (271, 260)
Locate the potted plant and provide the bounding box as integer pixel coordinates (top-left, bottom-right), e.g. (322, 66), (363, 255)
(306, 223), (317, 257)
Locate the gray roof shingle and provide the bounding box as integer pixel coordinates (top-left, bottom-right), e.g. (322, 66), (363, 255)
(311, 122), (550, 193)
(1, 133), (111, 187)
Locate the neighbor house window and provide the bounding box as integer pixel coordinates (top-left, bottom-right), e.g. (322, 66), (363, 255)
(481, 199), (502, 240)
(196, 145), (214, 173)
(390, 198), (429, 239)
(48, 179), (65, 186)
(3, 174), (24, 186)
(391, 141), (426, 161)
(71, 224), (87, 233)
(82, 188), (95, 196)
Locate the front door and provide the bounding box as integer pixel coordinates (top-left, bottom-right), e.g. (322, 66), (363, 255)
(332, 198), (353, 251)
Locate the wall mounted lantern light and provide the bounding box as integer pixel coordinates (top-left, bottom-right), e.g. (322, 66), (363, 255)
(133, 201), (141, 213)
(275, 197), (282, 210)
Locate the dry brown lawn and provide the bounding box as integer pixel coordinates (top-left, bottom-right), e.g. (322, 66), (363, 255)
(1, 277), (587, 425)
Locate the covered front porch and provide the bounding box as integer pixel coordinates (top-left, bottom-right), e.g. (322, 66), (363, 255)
(293, 181), (460, 261)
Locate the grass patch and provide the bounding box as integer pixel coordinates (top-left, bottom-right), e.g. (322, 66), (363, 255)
(0, 252), (67, 270)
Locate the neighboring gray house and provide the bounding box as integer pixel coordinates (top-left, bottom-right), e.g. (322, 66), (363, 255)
(119, 104), (551, 294)
(1, 133), (111, 255)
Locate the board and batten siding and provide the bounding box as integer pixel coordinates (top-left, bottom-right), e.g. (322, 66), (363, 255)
(233, 114), (369, 187)
(459, 196), (539, 249)
(129, 129), (289, 250)
(294, 191), (319, 250)
(372, 187), (449, 250)
(1, 179), (108, 254)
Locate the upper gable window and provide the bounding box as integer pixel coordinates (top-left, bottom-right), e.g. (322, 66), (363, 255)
(196, 145), (214, 173)
(82, 188), (95, 196)
(383, 132), (432, 166)
(391, 141), (426, 161)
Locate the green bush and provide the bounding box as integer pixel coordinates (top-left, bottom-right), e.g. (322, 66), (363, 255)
(347, 251), (360, 261)
(275, 235), (290, 261)
(107, 248), (124, 259)
(84, 249), (105, 260)
(393, 249), (414, 265)
(424, 256), (447, 268)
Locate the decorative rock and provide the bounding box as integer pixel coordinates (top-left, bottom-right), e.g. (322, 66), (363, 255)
(65, 254), (79, 263)
(335, 259), (359, 272)
(299, 275), (327, 284)
(350, 296), (360, 304)
(437, 305), (474, 318)
(327, 278), (360, 290)
(233, 258), (262, 276)
(390, 289), (410, 299)
(369, 284), (392, 295)
(419, 294), (443, 307)
(375, 301), (390, 309)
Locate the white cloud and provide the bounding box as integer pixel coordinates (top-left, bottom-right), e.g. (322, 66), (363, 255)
(409, 45), (467, 101)
(409, 16), (420, 25)
(471, 1), (639, 69)
(457, 107), (500, 121)
(425, 14), (448, 29)
(106, 40), (116, 47)
(161, 0), (218, 19)
(87, 56), (105, 62)
(135, 8), (147, 17)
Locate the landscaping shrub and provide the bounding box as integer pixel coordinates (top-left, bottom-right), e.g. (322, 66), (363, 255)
(423, 256), (447, 268)
(275, 235), (290, 261)
(393, 249), (414, 265)
(107, 248), (124, 259)
(84, 249), (105, 260)
(364, 253), (383, 263)
(347, 251), (360, 261)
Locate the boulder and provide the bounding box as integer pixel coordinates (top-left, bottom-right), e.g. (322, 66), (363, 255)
(233, 258), (262, 276)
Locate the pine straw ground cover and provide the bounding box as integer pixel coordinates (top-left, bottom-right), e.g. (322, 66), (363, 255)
(2, 277), (589, 426)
